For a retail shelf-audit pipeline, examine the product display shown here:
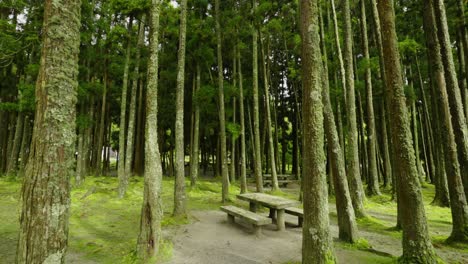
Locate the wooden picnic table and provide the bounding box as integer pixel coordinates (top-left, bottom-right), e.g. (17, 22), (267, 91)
(237, 192), (300, 231)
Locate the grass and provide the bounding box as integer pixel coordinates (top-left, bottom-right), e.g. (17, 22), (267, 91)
(1, 176), (466, 263)
(0, 175), (240, 263)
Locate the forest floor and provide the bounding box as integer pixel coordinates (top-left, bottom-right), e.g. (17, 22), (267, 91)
(0, 175), (467, 263)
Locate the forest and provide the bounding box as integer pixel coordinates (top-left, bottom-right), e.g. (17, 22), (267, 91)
(0, 0), (468, 263)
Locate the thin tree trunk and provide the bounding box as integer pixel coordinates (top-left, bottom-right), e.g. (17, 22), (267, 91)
(428, 0), (468, 242)
(260, 32), (279, 191)
(215, 0), (229, 202)
(320, 6), (358, 243)
(252, 0), (263, 192)
(433, 0), (468, 201)
(121, 17), (145, 198)
(117, 17), (133, 195)
(230, 47), (237, 184)
(344, 0), (366, 217)
(361, 0), (380, 195)
(18, 115), (31, 177)
(7, 111), (24, 175)
(237, 47), (247, 193)
(190, 64), (201, 187)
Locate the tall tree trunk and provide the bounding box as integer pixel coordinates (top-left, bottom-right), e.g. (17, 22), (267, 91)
(16, 0), (81, 262)
(300, 0), (336, 262)
(215, 0), (229, 202)
(117, 17), (133, 195)
(237, 47), (248, 193)
(330, 0), (347, 107)
(377, 0), (438, 262)
(7, 111), (24, 175)
(260, 32), (279, 191)
(426, 0), (468, 242)
(422, 1), (450, 207)
(121, 17), (145, 198)
(96, 70), (107, 176)
(252, 0), (263, 192)
(230, 48), (237, 184)
(344, 0), (366, 217)
(136, 0), (163, 260)
(173, 0), (188, 216)
(190, 64), (201, 187)
(18, 115), (31, 177)
(433, 0), (468, 201)
(361, 0), (380, 196)
(320, 6), (358, 243)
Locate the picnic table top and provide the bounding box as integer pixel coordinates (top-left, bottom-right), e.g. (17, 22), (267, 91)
(237, 192), (300, 209)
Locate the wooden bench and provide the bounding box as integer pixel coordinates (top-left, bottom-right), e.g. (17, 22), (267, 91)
(263, 179), (292, 187)
(285, 207), (303, 227)
(220, 205), (272, 235)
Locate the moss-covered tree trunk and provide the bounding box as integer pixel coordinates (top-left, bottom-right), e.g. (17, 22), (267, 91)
(252, 0), (263, 192)
(260, 32), (279, 191)
(433, 0), (468, 202)
(320, 6), (358, 244)
(343, 0), (366, 218)
(361, 0), (380, 196)
(173, 0), (188, 216)
(96, 71), (107, 176)
(377, 0), (438, 262)
(117, 18), (133, 196)
(422, 1), (450, 207)
(16, 0), (81, 262)
(18, 115), (31, 177)
(190, 64), (201, 187)
(123, 16), (145, 197)
(426, 0), (468, 242)
(7, 111), (24, 175)
(300, 0), (336, 262)
(230, 48), (237, 184)
(136, 0), (163, 260)
(215, 0), (229, 202)
(237, 47), (248, 194)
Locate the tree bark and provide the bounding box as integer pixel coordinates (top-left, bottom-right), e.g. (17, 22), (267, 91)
(190, 64), (201, 187)
(237, 47), (248, 193)
(117, 17), (133, 196)
(343, 0), (366, 218)
(377, 0), (438, 262)
(16, 0), (81, 262)
(320, 5), (359, 243)
(426, 0), (468, 242)
(215, 0), (230, 202)
(252, 0), (263, 192)
(136, 0), (163, 260)
(433, 0), (468, 202)
(360, 0), (380, 196)
(123, 16), (145, 194)
(300, 0), (336, 263)
(260, 32), (279, 191)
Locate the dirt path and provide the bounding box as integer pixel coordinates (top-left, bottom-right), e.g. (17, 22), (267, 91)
(165, 209), (467, 264)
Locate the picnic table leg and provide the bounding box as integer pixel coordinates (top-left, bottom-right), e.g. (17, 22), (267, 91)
(227, 214), (235, 224)
(269, 208), (277, 223)
(249, 202), (257, 212)
(277, 209), (285, 231)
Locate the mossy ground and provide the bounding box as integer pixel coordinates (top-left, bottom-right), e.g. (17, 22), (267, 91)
(0, 177), (466, 263)
(0, 175), (241, 263)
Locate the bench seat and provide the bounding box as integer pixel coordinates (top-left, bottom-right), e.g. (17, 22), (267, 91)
(285, 207), (303, 227)
(263, 179), (293, 187)
(220, 205), (272, 235)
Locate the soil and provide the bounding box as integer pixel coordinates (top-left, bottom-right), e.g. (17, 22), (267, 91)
(164, 207), (467, 264)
